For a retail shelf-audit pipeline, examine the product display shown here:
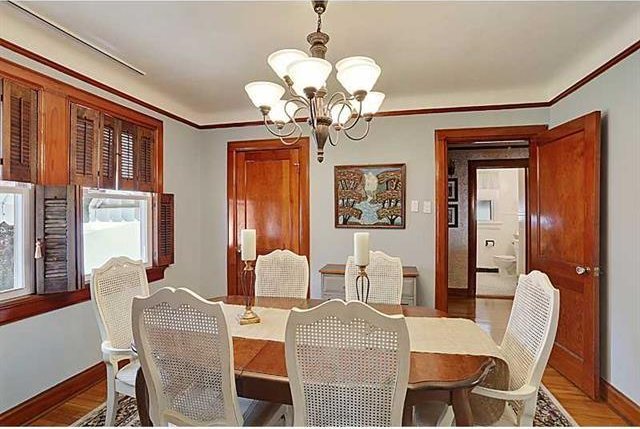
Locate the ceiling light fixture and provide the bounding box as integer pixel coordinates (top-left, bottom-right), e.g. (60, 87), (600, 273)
(244, 0), (385, 162)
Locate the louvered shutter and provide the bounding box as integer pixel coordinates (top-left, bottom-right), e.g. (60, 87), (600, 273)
(1, 80), (38, 183)
(136, 126), (155, 192)
(154, 193), (174, 266)
(70, 103), (100, 187)
(118, 120), (136, 190)
(99, 114), (118, 189)
(35, 185), (81, 293)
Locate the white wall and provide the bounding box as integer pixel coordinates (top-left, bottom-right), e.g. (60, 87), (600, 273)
(200, 109), (548, 307)
(549, 50), (640, 404)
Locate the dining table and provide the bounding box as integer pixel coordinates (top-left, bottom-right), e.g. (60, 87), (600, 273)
(134, 295), (497, 426)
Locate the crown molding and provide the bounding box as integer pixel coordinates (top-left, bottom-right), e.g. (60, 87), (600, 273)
(1, 37), (638, 130)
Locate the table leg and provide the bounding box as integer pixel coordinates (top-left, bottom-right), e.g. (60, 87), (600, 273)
(451, 387), (474, 426)
(135, 367), (153, 426)
(402, 405), (415, 426)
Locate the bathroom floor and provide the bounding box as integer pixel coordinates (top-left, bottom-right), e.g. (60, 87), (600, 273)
(476, 272), (517, 297)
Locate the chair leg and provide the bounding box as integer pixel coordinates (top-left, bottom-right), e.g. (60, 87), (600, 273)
(519, 396), (538, 427)
(105, 364), (119, 426)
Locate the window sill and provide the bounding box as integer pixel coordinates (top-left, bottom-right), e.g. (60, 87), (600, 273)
(0, 265), (168, 326)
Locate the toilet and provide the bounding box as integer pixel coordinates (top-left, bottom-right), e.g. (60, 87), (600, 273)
(493, 238), (518, 276)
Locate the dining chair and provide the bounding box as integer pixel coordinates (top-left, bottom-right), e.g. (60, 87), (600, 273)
(132, 287), (287, 426)
(345, 250), (403, 304)
(285, 299), (410, 426)
(90, 256), (149, 426)
(441, 270), (560, 426)
(255, 249), (309, 298)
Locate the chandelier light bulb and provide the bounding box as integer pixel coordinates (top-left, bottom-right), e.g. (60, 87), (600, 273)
(287, 57), (332, 95)
(352, 91), (386, 115)
(336, 58), (381, 95)
(244, 81), (285, 109)
(268, 49), (309, 79)
(269, 100), (297, 124)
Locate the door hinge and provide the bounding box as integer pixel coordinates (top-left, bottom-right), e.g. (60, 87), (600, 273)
(593, 266), (602, 277)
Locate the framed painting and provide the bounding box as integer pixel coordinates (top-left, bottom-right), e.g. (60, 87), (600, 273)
(334, 163), (406, 229)
(448, 204), (459, 228)
(448, 178), (458, 202)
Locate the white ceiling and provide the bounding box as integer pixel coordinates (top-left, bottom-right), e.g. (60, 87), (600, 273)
(2, 1), (640, 125)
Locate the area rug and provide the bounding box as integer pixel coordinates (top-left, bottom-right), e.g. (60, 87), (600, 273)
(72, 384), (578, 427)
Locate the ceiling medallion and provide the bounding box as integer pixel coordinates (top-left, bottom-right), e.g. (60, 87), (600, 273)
(244, 0), (385, 162)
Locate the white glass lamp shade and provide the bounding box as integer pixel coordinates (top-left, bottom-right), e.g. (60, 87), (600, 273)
(335, 56), (376, 72)
(287, 58), (332, 94)
(330, 103), (353, 125)
(244, 81), (285, 109)
(268, 49), (308, 79)
(269, 100), (297, 124)
(336, 57), (381, 94)
(352, 91), (386, 115)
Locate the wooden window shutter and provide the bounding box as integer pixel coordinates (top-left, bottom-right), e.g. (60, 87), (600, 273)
(136, 126), (155, 192)
(99, 114), (118, 189)
(118, 121), (136, 190)
(35, 185), (81, 293)
(154, 193), (174, 266)
(70, 103), (100, 187)
(1, 80), (38, 183)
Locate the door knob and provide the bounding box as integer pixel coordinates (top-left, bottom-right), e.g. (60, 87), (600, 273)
(576, 266), (591, 275)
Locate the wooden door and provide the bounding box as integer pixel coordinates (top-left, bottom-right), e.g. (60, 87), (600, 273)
(227, 139), (309, 295)
(530, 111), (601, 399)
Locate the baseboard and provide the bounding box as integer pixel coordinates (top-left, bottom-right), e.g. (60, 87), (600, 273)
(0, 362), (104, 426)
(601, 378), (640, 425)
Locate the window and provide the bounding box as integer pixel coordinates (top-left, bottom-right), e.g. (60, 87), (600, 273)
(0, 181), (34, 301)
(82, 188), (152, 277)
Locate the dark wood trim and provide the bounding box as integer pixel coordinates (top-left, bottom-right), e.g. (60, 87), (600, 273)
(601, 378), (640, 425)
(467, 158), (529, 296)
(549, 40), (640, 105)
(320, 263), (419, 277)
(2, 37), (638, 130)
(0, 266), (167, 326)
(0, 362), (104, 426)
(226, 138), (311, 296)
(476, 267), (499, 273)
(447, 288), (470, 297)
(434, 125), (547, 312)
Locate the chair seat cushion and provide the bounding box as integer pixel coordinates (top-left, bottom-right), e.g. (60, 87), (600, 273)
(116, 360), (140, 386)
(239, 398), (286, 426)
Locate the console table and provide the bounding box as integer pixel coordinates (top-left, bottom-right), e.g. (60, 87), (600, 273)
(319, 263), (418, 305)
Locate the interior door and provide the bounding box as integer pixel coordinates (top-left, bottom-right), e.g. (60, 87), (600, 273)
(529, 111), (601, 399)
(227, 139), (309, 295)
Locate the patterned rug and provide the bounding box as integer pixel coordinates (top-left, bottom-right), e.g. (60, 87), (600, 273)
(73, 384), (578, 427)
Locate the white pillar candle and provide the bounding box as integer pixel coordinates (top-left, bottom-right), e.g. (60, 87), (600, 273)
(241, 229), (256, 261)
(353, 232), (370, 266)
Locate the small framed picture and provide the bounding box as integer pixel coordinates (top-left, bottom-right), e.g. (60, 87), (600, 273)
(448, 178), (458, 202)
(448, 204), (459, 228)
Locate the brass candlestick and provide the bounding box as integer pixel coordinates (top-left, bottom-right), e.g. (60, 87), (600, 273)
(240, 260), (261, 325)
(355, 265), (370, 303)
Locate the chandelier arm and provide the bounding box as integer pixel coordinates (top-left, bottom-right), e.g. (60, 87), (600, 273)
(343, 119), (372, 141)
(342, 99), (364, 131)
(262, 116), (299, 139)
(279, 127), (303, 146)
(326, 91), (350, 110)
(328, 126), (340, 147)
(284, 99), (308, 124)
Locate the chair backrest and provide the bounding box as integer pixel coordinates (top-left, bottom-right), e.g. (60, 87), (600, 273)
(255, 249), (309, 299)
(501, 270), (560, 392)
(132, 287), (242, 426)
(285, 299), (410, 426)
(345, 251), (403, 304)
(90, 256), (150, 349)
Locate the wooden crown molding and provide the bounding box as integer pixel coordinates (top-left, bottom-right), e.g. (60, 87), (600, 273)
(2, 37), (639, 130)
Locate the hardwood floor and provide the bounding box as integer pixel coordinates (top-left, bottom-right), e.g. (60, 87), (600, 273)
(449, 295), (629, 426)
(29, 297), (629, 426)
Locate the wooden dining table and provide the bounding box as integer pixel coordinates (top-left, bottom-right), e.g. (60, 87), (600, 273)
(134, 296), (495, 426)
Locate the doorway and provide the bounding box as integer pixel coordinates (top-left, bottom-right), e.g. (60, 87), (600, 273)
(227, 138), (310, 296)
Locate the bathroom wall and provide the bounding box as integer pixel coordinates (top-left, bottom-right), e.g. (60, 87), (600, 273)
(475, 168), (524, 270)
(447, 148), (528, 290)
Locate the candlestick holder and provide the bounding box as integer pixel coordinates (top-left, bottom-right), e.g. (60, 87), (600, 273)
(355, 265), (370, 303)
(240, 260), (261, 325)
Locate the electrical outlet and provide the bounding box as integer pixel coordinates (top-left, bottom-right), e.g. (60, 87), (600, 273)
(411, 200), (419, 212)
(423, 201), (432, 213)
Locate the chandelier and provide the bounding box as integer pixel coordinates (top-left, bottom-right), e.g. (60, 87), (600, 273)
(244, 0), (385, 162)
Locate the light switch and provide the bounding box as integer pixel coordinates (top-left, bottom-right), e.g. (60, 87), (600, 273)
(410, 200), (419, 212)
(423, 201), (432, 213)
